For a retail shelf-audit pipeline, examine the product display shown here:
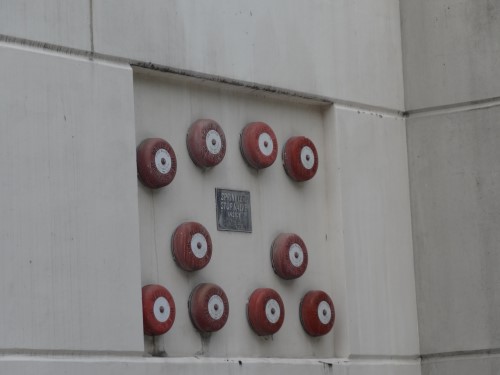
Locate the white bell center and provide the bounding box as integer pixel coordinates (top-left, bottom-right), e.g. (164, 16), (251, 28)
(153, 296), (170, 322)
(317, 301), (332, 325)
(265, 299), (281, 324)
(190, 233), (208, 259)
(208, 295), (224, 320)
(300, 146), (315, 170)
(155, 148), (172, 174)
(258, 132), (274, 156)
(206, 130), (222, 155)
(289, 243), (304, 267)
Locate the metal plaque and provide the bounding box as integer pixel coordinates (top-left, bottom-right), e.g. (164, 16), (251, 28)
(215, 188), (252, 233)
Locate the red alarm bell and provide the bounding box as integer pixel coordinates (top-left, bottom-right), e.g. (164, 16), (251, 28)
(189, 283), (229, 333)
(240, 122), (278, 169)
(137, 138), (177, 188)
(271, 233), (308, 280)
(171, 222), (212, 271)
(186, 119), (226, 168)
(300, 290), (335, 337)
(282, 136), (318, 182)
(142, 284), (176, 336)
(247, 288), (285, 336)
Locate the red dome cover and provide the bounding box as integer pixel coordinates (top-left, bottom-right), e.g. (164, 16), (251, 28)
(187, 119), (226, 168)
(171, 222), (212, 272)
(282, 136), (318, 182)
(271, 233), (308, 280)
(300, 290), (335, 337)
(240, 122), (278, 169)
(142, 284), (176, 336)
(137, 138), (177, 188)
(247, 288), (285, 336)
(189, 283), (229, 333)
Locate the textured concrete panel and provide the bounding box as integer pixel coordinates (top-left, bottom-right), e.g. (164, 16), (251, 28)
(407, 106), (500, 354)
(93, 0), (404, 110)
(0, 44), (143, 351)
(336, 106), (419, 356)
(0, 0), (91, 50)
(401, 0), (500, 110)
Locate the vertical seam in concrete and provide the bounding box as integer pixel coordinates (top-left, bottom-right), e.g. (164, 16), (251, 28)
(404, 113), (423, 361)
(398, 0), (409, 112)
(89, 0), (94, 56)
(399, 1), (422, 357)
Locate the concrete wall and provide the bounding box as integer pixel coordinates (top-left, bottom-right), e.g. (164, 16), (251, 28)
(401, 0), (500, 110)
(408, 107), (500, 351)
(401, 0), (500, 374)
(0, 44), (143, 352)
(333, 107), (418, 358)
(0, 0), (405, 110)
(0, 1), (420, 374)
(0, 1), (91, 50)
(132, 73), (419, 362)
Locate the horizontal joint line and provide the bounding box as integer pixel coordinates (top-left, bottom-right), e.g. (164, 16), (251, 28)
(421, 348), (500, 361)
(0, 349), (145, 358)
(406, 96), (500, 118)
(0, 34), (404, 115)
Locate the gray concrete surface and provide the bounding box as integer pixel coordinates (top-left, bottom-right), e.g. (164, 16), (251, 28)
(400, 0), (500, 110)
(422, 352), (500, 375)
(0, 0), (91, 50)
(0, 0), (440, 373)
(407, 107), (500, 355)
(93, 0), (405, 110)
(0, 0), (406, 110)
(0, 356), (421, 375)
(0, 44), (143, 352)
(335, 106), (419, 358)
(402, 2), (500, 373)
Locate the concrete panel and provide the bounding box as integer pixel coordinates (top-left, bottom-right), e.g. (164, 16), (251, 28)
(0, 356), (421, 375)
(336, 106), (419, 356)
(323, 108), (350, 358)
(422, 354), (500, 375)
(134, 72), (334, 358)
(0, 0), (91, 50)
(93, 0), (404, 110)
(401, 0), (500, 110)
(331, 0), (404, 110)
(0, 44), (143, 351)
(407, 106), (500, 354)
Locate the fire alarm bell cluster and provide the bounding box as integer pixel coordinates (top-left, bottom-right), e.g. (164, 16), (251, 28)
(137, 119), (333, 341)
(136, 119), (319, 188)
(141, 231), (335, 337)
